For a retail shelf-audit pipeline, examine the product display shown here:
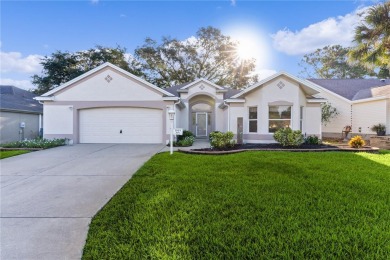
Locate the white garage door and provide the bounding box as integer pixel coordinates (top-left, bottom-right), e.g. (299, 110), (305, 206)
(79, 107), (162, 143)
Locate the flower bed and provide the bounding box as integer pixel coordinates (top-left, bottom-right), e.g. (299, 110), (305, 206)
(180, 143), (379, 155)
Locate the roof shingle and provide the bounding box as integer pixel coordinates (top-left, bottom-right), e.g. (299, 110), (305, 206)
(308, 79), (390, 101)
(0, 85), (43, 113)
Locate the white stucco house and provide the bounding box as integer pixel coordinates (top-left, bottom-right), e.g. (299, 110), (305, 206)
(309, 79), (390, 138)
(35, 62), (326, 144)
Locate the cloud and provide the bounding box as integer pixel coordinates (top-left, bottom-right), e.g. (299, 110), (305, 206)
(120, 14), (126, 18)
(271, 6), (368, 55)
(230, 0), (236, 6)
(0, 51), (43, 74)
(0, 78), (35, 90)
(91, 0), (99, 4)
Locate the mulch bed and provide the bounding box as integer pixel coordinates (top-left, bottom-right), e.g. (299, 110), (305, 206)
(179, 143), (379, 155)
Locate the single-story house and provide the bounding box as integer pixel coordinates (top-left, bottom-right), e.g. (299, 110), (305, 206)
(309, 79), (390, 137)
(0, 85), (43, 143)
(35, 62), (326, 144)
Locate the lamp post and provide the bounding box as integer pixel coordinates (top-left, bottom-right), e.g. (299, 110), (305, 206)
(168, 109), (175, 155)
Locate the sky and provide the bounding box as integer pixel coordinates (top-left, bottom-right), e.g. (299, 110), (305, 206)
(0, 0), (382, 90)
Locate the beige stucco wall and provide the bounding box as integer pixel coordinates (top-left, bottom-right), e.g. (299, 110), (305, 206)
(352, 99), (387, 135)
(305, 105), (322, 136)
(227, 76), (320, 143)
(43, 66), (175, 143)
(44, 105), (73, 135)
(0, 111), (40, 143)
(55, 67), (163, 101)
(178, 81), (225, 133)
(315, 90), (351, 134)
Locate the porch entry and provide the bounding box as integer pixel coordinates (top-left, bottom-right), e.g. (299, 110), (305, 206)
(189, 95), (215, 138)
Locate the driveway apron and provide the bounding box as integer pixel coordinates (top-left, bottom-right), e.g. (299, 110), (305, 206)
(0, 144), (164, 260)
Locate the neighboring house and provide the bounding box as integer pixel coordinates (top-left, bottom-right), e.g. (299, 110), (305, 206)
(0, 85), (43, 143)
(35, 62), (325, 144)
(308, 79), (390, 137)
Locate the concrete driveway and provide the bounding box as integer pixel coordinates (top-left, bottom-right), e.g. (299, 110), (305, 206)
(0, 144), (164, 260)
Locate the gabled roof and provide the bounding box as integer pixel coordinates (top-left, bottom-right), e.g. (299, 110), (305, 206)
(231, 72), (321, 99)
(165, 82), (191, 96)
(179, 78), (225, 90)
(308, 79), (390, 101)
(0, 85), (43, 113)
(39, 62), (174, 98)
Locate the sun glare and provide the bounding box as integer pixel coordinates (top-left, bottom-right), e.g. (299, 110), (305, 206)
(225, 25), (270, 68)
(236, 39), (257, 60)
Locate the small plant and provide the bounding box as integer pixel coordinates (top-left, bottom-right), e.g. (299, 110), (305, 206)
(348, 135), (365, 148)
(177, 130), (195, 142)
(305, 135), (321, 145)
(370, 123), (386, 136)
(1, 137), (67, 149)
(273, 128), (304, 147)
(175, 136), (195, 147)
(321, 102), (339, 126)
(209, 131), (235, 150)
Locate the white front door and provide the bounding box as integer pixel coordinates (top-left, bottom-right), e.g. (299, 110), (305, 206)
(196, 112), (207, 137)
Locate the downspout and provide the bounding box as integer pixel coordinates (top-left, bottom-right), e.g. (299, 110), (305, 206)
(224, 101), (230, 131)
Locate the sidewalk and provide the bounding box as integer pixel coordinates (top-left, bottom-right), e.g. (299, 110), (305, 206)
(159, 139), (210, 153)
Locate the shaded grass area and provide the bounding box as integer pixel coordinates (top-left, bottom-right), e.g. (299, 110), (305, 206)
(83, 151), (390, 259)
(0, 150), (30, 159)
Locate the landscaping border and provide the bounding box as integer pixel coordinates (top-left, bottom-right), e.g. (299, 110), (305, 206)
(179, 146), (379, 155)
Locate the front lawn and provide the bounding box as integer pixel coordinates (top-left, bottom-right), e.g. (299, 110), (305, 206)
(83, 151), (390, 259)
(0, 150), (30, 159)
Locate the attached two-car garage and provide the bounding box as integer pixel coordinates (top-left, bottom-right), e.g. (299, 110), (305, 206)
(79, 107), (163, 144)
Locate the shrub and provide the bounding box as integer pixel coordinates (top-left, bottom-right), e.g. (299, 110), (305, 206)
(209, 131), (235, 150)
(1, 137), (67, 149)
(348, 135), (365, 148)
(370, 123), (386, 136)
(176, 136), (195, 147)
(177, 130), (195, 141)
(305, 135), (321, 145)
(273, 128), (304, 147)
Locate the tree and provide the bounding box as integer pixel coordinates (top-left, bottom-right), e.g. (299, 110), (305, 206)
(131, 26), (258, 89)
(348, 1), (390, 78)
(299, 45), (375, 79)
(32, 46), (142, 95)
(321, 102), (339, 126)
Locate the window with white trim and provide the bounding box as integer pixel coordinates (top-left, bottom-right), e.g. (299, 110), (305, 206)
(269, 105), (291, 133)
(249, 107), (257, 133)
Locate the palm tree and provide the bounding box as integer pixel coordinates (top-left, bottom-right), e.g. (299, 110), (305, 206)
(349, 2), (390, 77)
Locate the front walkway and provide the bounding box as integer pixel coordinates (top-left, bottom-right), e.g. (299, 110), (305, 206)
(159, 139), (210, 153)
(0, 144), (164, 260)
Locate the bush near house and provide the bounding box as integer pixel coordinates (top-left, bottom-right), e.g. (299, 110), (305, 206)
(209, 131), (235, 150)
(171, 130), (195, 147)
(1, 138), (67, 149)
(305, 135), (321, 145)
(273, 128), (304, 147)
(349, 136), (366, 148)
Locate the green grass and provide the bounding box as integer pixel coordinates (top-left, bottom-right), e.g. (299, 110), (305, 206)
(0, 150), (30, 159)
(83, 151), (390, 259)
